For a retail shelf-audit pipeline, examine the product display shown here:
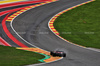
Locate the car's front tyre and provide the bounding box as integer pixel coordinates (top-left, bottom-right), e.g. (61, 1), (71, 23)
(63, 53), (66, 57)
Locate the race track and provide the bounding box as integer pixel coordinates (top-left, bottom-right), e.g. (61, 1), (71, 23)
(5, 0), (100, 66)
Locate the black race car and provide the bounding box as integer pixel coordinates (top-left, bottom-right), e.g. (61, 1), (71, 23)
(50, 51), (66, 57)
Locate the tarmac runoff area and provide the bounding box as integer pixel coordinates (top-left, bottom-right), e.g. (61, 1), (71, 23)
(11, 0), (100, 66)
(0, 0), (27, 4)
(0, 0), (62, 64)
(0, 0), (100, 66)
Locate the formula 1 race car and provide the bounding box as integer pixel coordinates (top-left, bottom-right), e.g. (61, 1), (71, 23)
(50, 51), (66, 57)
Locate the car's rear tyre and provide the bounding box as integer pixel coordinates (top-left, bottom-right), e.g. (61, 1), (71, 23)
(52, 54), (56, 57)
(50, 52), (56, 57)
(50, 51), (53, 55)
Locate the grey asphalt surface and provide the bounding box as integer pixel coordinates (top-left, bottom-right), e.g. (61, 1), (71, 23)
(11, 0), (100, 66)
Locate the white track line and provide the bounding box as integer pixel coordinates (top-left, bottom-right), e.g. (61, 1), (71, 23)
(25, 57), (63, 66)
(10, 0), (99, 66)
(48, 1), (100, 53)
(10, 1), (58, 49)
(10, 0), (63, 66)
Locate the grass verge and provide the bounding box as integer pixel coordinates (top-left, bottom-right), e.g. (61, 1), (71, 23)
(54, 0), (100, 49)
(0, 45), (45, 66)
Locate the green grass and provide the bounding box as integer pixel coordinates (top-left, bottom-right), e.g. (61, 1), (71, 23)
(0, 45), (45, 66)
(54, 0), (100, 49)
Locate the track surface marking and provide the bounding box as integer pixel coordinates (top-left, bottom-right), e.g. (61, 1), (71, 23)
(11, 0), (100, 66)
